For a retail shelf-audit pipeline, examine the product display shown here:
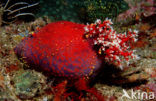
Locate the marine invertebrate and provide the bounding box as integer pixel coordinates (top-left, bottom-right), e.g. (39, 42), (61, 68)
(84, 19), (139, 68)
(0, 0), (39, 25)
(15, 21), (101, 78)
(14, 21), (104, 100)
(14, 19), (138, 100)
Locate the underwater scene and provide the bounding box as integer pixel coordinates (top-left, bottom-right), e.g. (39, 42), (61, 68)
(0, 0), (156, 101)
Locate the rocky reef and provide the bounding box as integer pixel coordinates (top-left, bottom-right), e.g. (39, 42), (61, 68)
(0, 0), (155, 101)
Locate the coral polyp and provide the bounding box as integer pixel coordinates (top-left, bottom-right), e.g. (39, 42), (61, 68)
(0, 0), (39, 25)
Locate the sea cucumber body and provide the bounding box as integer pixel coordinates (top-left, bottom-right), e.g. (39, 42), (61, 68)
(15, 21), (101, 78)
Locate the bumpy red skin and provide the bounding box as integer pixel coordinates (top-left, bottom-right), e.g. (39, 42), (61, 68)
(14, 21), (101, 79)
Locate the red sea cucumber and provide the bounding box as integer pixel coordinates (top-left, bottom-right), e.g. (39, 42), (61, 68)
(14, 21), (101, 79)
